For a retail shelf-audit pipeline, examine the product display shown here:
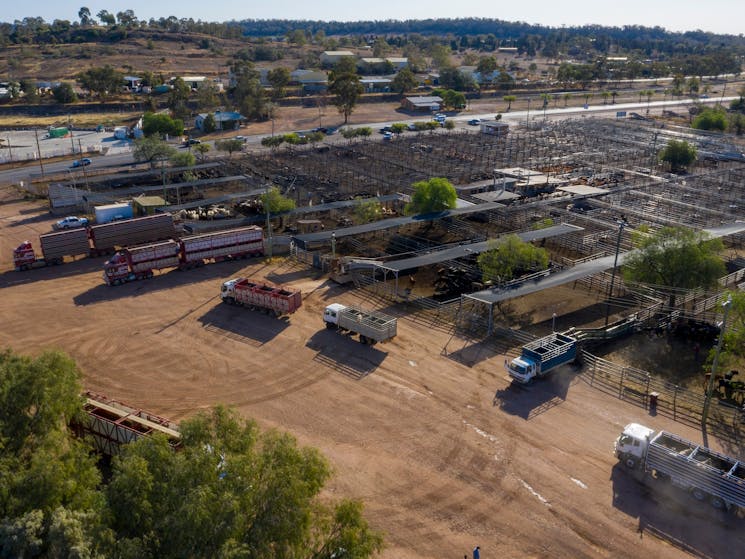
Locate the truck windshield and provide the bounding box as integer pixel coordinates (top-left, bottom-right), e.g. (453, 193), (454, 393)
(618, 435), (633, 446)
(511, 362), (527, 374)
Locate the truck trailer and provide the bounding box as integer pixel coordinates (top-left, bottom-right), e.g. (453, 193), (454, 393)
(323, 303), (397, 345)
(615, 423), (745, 512)
(103, 226), (264, 285)
(13, 213), (175, 270)
(505, 332), (578, 383)
(221, 277), (302, 317)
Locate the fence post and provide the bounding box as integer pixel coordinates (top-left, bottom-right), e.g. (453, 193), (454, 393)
(618, 368), (626, 399)
(673, 384), (678, 420)
(590, 357), (596, 386)
(645, 374), (650, 408)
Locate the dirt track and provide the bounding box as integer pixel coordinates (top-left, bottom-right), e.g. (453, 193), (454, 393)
(1, 190), (743, 558)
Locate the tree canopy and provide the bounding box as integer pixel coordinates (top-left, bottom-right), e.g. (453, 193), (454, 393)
(329, 72), (363, 124)
(142, 111), (184, 138)
(405, 177), (457, 215)
(477, 235), (549, 284)
(133, 136), (177, 167)
(0, 348), (384, 558)
(261, 186), (296, 214)
(659, 139), (697, 172)
(622, 226), (725, 305)
(77, 65), (122, 98)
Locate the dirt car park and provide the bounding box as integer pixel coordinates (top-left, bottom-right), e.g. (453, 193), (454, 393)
(2, 113), (745, 557)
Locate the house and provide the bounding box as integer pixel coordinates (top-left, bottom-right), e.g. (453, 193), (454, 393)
(134, 195), (167, 216)
(386, 57), (408, 71)
(402, 96), (443, 112)
(177, 76), (207, 90)
(195, 111), (245, 131)
(498, 47), (518, 54)
(360, 77), (392, 93)
(359, 57), (408, 74)
(290, 70), (328, 93)
(320, 51), (356, 66)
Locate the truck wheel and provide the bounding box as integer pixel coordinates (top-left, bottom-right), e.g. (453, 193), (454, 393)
(624, 456), (637, 470)
(710, 496), (726, 510)
(691, 488), (707, 502)
(325, 321), (335, 329)
(359, 335), (368, 344)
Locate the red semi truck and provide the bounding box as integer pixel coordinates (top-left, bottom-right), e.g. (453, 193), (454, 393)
(103, 226), (264, 285)
(13, 214), (175, 271)
(220, 277), (302, 317)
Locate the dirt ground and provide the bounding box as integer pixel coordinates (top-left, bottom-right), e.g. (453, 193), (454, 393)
(1, 188), (743, 558)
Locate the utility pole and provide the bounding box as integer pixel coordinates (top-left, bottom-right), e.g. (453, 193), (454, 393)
(702, 295), (733, 430)
(5, 137), (11, 162)
(33, 129), (45, 177)
(264, 185), (273, 258)
(78, 139), (89, 190)
(604, 217), (628, 327)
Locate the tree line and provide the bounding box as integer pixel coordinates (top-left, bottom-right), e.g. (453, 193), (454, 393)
(0, 349), (383, 558)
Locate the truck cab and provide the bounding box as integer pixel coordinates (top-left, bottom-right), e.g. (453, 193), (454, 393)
(323, 303), (347, 327)
(506, 356), (537, 383)
(13, 241), (38, 270)
(220, 278), (241, 301)
(615, 423), (655, 469)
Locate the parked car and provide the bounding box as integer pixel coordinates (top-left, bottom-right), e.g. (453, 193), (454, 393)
(71, 158), (92, 168)
(55, 216), (89, 230)
(468, 119), (482, 126)
(184, 138), (201, 146)
(382, 132), (393, 141)
(379, 126), (393, 134)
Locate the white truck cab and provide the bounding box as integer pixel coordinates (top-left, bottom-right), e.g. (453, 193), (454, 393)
(323, 303), (347, 326)
(615, 423), (655, 469)
(220, 278), (240, 299)
(506, 356), (535, 383)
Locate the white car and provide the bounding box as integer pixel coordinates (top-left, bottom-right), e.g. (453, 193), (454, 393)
(55, 216), (89, 230)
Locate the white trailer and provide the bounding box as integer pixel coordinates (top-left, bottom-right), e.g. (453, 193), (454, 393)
(323, 303), (397, 345)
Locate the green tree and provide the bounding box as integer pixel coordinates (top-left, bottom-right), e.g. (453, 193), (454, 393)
(133, 136), (177, 168)
(261, 186), (296, 213)
(167, 77), (191, 120)
(97, 9), (115, 25)
(563, 92), (572, 107)
(234, 76), (270, 121)
(0, 349), (106, 554)
(77, 65), (122, 98)
(503, 95), (516, 111)
(391, 68), (417, 95)
(20, 79), (39, 104)
(405, 177), (457, 215)
(476, 56), (498, 76)
(261, 135), (285, 149)
(693, 107), (728, 132)
(329, 72), (363, 124)
(202, 113), (217, 133)
(659, 139), (697, 172)
(193, 142), (211, 160)
(267, 67), (291, 99)
(477, 235), (550, 284)
(171, 151), (195, 167)
(215, 139), (244, 158)
(78, 7), (94, 26)
(196, 82), (220, 111)
(622, 226), (725, 308)
(719, 290), (745, 364)
(142, 111), (184, 138)
(52, 82), (77, 104)
(353, 197), (382, 223)
(107, 406), (382, 558)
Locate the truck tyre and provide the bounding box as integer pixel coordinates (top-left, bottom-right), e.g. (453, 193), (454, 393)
(710, 496), (726, 510)
(325, 321), (335, 330)
(360, 335), (368, 345)
(623, 455), (637, 470)
(691, 488), (707, 502)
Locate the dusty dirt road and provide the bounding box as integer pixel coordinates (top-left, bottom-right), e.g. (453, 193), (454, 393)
(1, 190), (742, 558)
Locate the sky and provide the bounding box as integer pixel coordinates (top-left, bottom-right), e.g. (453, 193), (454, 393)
(5, 0), (744, 36)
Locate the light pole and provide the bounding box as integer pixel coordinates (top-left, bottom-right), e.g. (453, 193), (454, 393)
(526, 98), (531, 127)
(264, 185), (273, 258)
(702, 295), (733, 429)
(604, 217), (628, 327)
(331, 231), (336, 259)
(552, 312), (557, 333)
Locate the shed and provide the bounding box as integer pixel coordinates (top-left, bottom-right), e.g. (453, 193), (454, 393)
(134, 195), (167, 215)
(297, 219), (324, 233)
(402, 96), (443, 112)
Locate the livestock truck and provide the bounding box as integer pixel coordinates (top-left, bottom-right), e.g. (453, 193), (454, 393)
(13, 213), (175, 270)
(103, 226), (264, 285)
(221, 277), (302, 317)
(505, 332), (578, 383)
(615, 423), (745, 512)
(323, 303), (397, 345)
